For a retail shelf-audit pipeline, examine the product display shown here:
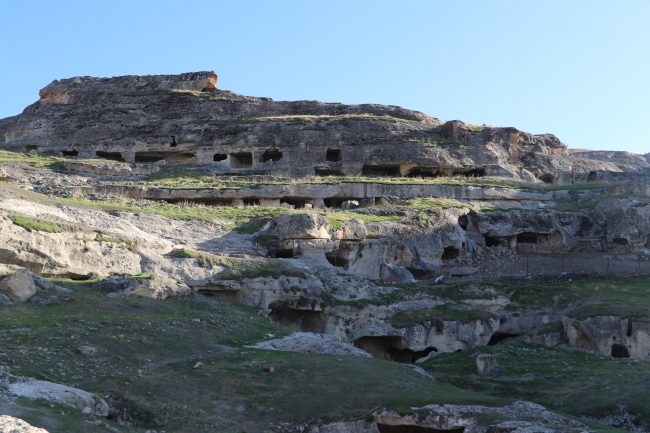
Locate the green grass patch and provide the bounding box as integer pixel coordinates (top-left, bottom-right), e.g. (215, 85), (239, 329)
(327, 217), (341, 231)
(169, 249), (236, 268)
(391, 304), (496, 328)
(219, 259), (307, 280)
(95, 234), (136, 252)
(408, 197), (475, 213)
(9, 215), (69, 233)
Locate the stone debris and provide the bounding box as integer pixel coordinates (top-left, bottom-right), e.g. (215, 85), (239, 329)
(476, 354), (505, 377)
(248, 332), (372, 357)
(76, 345), (97, 356)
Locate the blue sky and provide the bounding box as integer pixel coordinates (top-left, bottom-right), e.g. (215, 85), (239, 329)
(1, 1), (648, 153)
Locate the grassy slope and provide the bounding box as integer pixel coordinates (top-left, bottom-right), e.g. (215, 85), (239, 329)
(0, 281), (512, 433)
(425, 340), (650, 427)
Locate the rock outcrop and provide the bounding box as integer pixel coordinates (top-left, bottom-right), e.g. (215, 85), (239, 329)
(0, 416), (49, 433)
(0, 269), (37, 302)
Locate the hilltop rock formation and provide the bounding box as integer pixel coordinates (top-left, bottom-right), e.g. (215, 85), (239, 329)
(2, 72), (648, 185)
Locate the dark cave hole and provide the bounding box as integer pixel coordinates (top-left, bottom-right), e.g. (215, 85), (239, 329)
(269, 307), (326, 333)
(441, 246), (461, 260)
(406, 168), (440, 178)
(230, 152), (253, 168)
(487, 333), (519, 345)
(627, 319), (633, 337)
(612, 238), (629, 245)
(517, 233), (539, 244)
(362, 164), (401, 177)
(587, 171), (598, 183)
(261, 149), (283, 163)
(25, 145), (38, 151)
(96, 151), (125, 162)
(213, 153), (228, 162)
(611, 344), (630, 358)
(170, 136), (177, 147)
(274, 248), (294, 259)
(539, 174), (554, 184)
(134, 151), (195, 163)
(485, 236), (504, 247)
(325, 252), (349, 270)
(452, 168), (486, 178)
(279, 197), (307, 209)
(326, 148), (342, 162)
(62, 150), (79, 156)
(315, 168), (345, 176)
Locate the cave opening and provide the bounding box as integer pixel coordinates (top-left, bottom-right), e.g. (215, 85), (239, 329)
(279, 197), (307, 209)
(96, 151), (126, 162)
(453, 168), (486, 178)
(488, 333), (519, 345)
(326, 149), (342, 162)
(377, 425), (465, 433)
(458, 215), (468, 230)
(261, 149), (283, 163)
(243, 198), (260, 206)
(25, 145), (38, 151)
(611, 344), (630, 358)
(315, 168), (345, 176)
(485, 236), (504, 247)
(406, 168), (439, 178)
(324, 197), (360, 208)
(230, 152), (253, 168)
(587, 171), (598, 183)
(134, 151), (196, 163)
(274, 248), (294, 259)
(539, 174), (554, 184)
(170, 136), (178, 147)
(62, 150), (79, 156)
(269, 307), (326, 333)
(325, 252), (349, 270)
(441, 246), (461, 260)
(362, 164), (401, 177)
(613, 238), (629, 245)
(517, 233), (539, 244)
(627, 319), (633, 337)
(353, 336), (437, 363)
(213, 153), (227, 162)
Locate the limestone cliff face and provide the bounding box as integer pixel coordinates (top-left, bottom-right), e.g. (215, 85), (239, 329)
(2, 71), (646, 184)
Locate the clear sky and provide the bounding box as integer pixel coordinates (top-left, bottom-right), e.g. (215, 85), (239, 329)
(1, 1), (648, 154)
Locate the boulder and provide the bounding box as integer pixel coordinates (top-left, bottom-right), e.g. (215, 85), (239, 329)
(379, 263), (414, 284)
(0, 294), (12, 306)
(0, 416), (49, 433)
(7, 379), (109, 416)
(248, 332), (372, 357)
(441, 120), (469, 142)
(263, 214), (332, 240)
(93, 278), (137, 293)
(330, 218), (367, 241)
(131, 276), (191, 300)
(76, 346), (96, 356)
(31, 273), (55, 291)
(476, 354), (504, 377)
(0, 269), (37, 302)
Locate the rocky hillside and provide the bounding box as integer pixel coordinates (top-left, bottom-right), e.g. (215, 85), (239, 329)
(0, 72), (649, 433)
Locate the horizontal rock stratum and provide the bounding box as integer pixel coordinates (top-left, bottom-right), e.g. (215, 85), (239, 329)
(1, 71), (648, 185)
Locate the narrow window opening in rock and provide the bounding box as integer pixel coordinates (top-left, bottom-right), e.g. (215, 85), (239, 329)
(324, 197), (359, 208)
(458, 215), (468, 230)
(213, 153), (227, 162)
(613, 238), (629, 245)
(274, 248), (294, 259)
(230, 152), (253, 168)
(261, 149), (283, 163)
(539, 174), (554, 184)
(406, 168), (439, 178)
(95, 151), (126, 162)
(170, 136), (178, 147)
(488, 333), (519, 345)
(362, 164), (401, 177)
(62, 150), (79, 157)
(611, 344), (630, 358)
(441, 246), (461, 260)
(315, 168), (345, 176)
(25, 145), (38, 151)
(326, 149), (342, 162)
(377, 424), (465, 433)
(627, 319), (633, 337)
(517, 233), (538, 244)
(269, 306), (326, 333)
(587, 171), (598, 183)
